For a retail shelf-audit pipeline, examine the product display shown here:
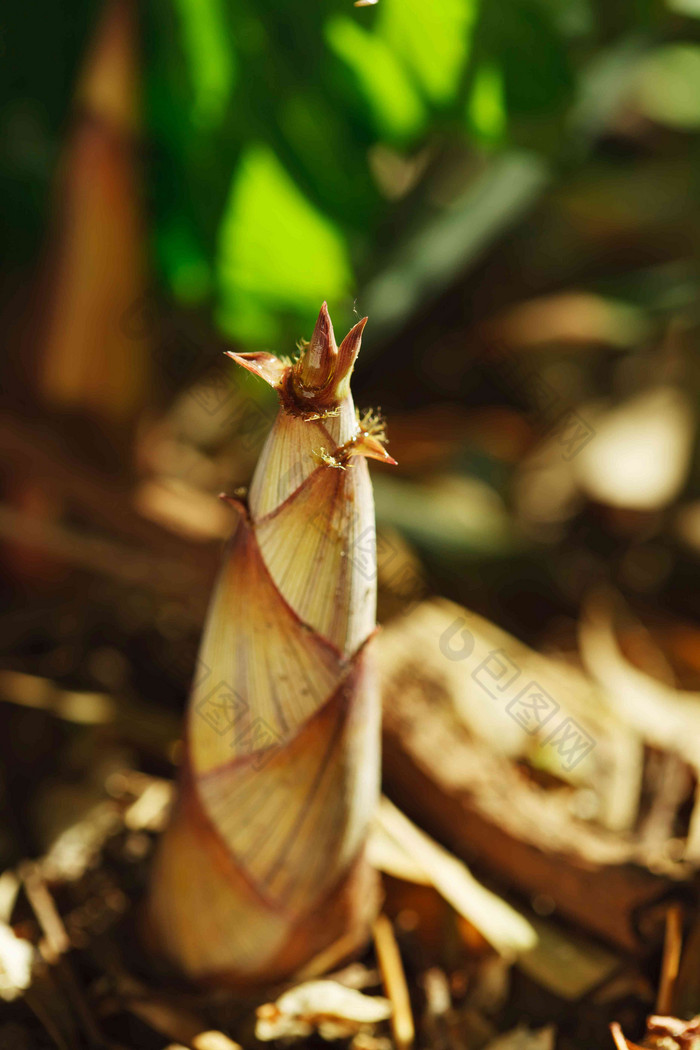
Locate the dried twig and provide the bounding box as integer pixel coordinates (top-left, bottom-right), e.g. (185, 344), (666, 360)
(372, 915), (414, 1050)
(657, 904), (684, 1015)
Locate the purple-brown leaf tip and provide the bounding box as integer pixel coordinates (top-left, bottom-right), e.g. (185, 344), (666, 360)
(225, 351), (289, 389)
(292, 304), (366, 409)
(293, 302), (337, 399)
(335, 317), (368, 400)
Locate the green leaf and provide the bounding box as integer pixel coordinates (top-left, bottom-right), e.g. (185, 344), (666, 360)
(172, 0), (236, 128)
(376, 0), (480, 106)
(325, 17), (426, 141)
(216, 144), (353, 344)
(467, 61), (507, 144)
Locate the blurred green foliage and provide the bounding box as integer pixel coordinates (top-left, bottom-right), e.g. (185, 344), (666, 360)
(5, 0), (700, 349)
(146, 0), (575, 345)
(143, 0), (700, 348)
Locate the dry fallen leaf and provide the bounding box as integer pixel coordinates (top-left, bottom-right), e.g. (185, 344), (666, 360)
(192, 1033), (244, 1050)
(579, 591), (700, 858)
(123, 779), (173, 831)
(611, 1015), (700, 1050)
(372, 797), (537, 956)
(255, 980), (392, 1042)
(573, 387), (694, 511)
(0, 923), (35, 1001)
(375, 597), (639, 833)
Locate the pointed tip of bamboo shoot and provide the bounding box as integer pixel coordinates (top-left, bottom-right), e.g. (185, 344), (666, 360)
(309, 301), (337, 364)
(334, 317), (368, 401)
(290, 304), (367, 410)
(225, 305), (371, 419)
(293, 302), (338, 400)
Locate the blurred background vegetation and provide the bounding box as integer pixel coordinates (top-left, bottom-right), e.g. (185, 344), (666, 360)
(6, 0), (700, 348)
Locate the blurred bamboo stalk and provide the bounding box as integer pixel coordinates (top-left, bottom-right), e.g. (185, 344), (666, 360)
(36, 0), (150, 439)
(3, 0), (149, 587)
